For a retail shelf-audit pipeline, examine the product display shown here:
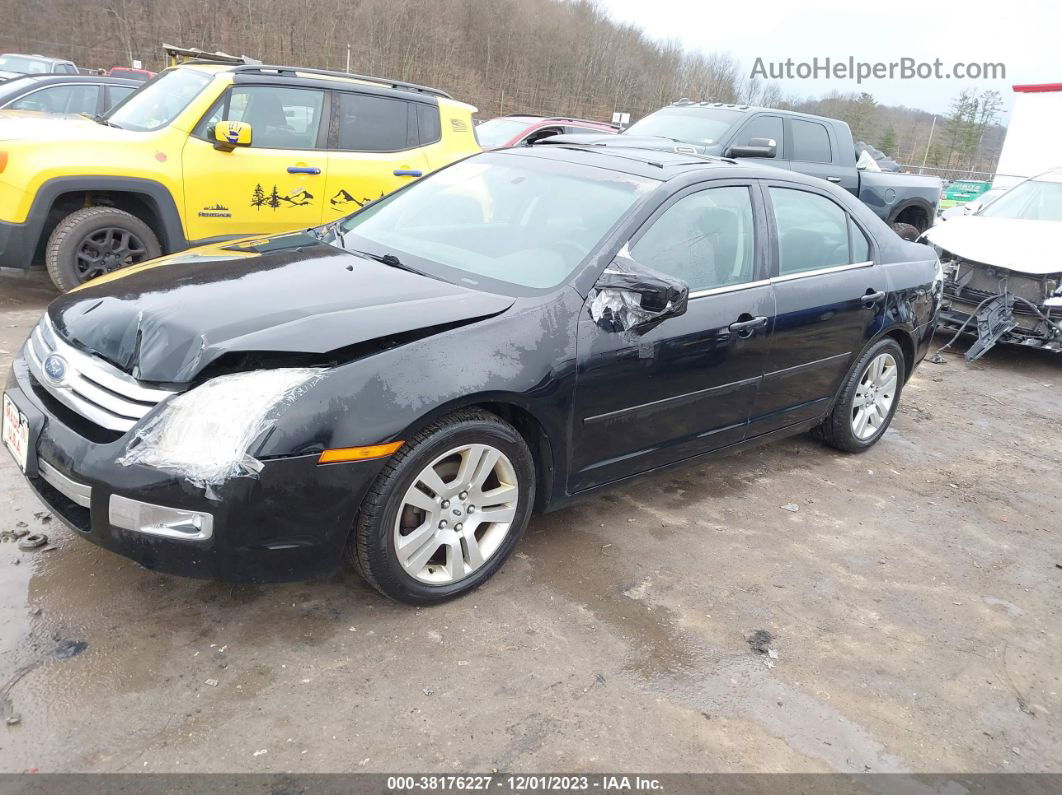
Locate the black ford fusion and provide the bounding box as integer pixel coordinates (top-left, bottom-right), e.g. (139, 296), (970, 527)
(2, 145), (941, 604)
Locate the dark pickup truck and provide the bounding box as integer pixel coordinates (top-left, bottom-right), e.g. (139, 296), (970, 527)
(543, 100), (942, 237)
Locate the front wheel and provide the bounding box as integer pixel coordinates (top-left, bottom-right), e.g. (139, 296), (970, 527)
(815, 338), (906, 453)
(45, 206), (161, 292)
(347, 409), (535, 604)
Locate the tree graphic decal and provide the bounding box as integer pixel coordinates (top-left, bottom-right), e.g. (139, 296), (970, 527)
(251, 184), (266, 210)
(268, 185), (281, 210)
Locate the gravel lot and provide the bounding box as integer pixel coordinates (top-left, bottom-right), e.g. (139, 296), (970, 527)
(0, 270), (1059, 773)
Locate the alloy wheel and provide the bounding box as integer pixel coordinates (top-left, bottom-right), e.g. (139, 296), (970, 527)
(851, 352), (898, 440)
(75, 227), (150, 282)
(394, 443), (520, 585)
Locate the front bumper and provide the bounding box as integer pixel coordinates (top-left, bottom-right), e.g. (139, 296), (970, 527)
(940, 292), (1062, 353)
(5, 355), (386, 582)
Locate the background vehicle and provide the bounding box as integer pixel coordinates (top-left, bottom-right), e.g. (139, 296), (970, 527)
(108, 67), (156, 82)
(939, 186), (1007, 221)
(544, 100), (942, 237)
(0, 74), (139, 115)
(926, 168), (1062, 358)
(939, 179), (992, 211)
(0, 53), (480, 291)
(0, 53), (78, 77)
(474, 114), (618, 149)
(994, 83), (1062, 190)
(4, 146), (940, 604)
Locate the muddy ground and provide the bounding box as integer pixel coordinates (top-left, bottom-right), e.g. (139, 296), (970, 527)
(0, 269), (1059, 774)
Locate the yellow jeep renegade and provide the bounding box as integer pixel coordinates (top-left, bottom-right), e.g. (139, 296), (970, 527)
(0, 60), (479, 290)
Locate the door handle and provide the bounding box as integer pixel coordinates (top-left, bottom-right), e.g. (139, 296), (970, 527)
(393, 169), (423, 177)
(287, 166), (321, 174)
(861, 289), (886, 306)
(826, 176), (842, 183)
(728, 315), (768, 338)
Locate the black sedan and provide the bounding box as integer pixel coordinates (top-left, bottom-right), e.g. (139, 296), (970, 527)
(3, 146), (942, 604)
(0, 74), (139, 115)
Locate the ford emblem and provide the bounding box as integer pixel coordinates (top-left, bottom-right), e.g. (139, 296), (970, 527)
(43, 354), (68, 384)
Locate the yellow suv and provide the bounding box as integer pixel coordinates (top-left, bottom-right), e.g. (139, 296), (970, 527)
(0, 59), (479, 290)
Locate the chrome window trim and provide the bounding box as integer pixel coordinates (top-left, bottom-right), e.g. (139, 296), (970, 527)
(771, 260), (874, 284)
(38, 459), (92, 508)
(688, 279), (771, 300)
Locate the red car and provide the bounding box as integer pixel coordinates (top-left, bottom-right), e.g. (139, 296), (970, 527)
(475, 114), (618, 149)
(107, 67), (156, 82)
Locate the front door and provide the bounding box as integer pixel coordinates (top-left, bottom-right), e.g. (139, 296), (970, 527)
(323, 91), (430, 220)
(748, 183), (887, 436)
(570, 183), (775, 492)
(182, 83), (329, 242)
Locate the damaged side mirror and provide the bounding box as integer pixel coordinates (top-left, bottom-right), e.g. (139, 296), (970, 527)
(588, 251), (689, 334)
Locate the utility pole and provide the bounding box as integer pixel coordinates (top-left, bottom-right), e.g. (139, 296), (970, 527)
(345, 44), (351, 73)
(920, 116), (937, 174)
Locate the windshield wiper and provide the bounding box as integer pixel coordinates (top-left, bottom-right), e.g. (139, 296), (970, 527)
(349, 248), (427, 277)
(92, 114), (121, 128)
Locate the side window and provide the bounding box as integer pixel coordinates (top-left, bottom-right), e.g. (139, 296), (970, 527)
(58, 63), (77, 74)
(416, 103), (441, 145)
(850, 218), (871, 263)
(790, 119), (832, 164)
(336, 92), (415, 151)
(770, 188), (853, 275)
(734, 115), (783, 157)
(196, 86), (325, 149)
(630, 186), (757, 292)
(524, 126), (563, 146)
(105, 85), (136, 111)
(9, 84), (99, 114)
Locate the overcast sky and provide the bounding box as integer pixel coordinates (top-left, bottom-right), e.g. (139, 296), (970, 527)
(598, 0), (1060, 120)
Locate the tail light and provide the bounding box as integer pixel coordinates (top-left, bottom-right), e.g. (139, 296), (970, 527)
(0, 152), (7, 174)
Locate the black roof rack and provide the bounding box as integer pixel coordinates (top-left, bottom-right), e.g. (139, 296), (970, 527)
(231, 64), (452, 99)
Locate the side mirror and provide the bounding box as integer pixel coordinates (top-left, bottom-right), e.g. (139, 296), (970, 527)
(725, 137), (777, 159)
(589, 251), (688, 334)
(213, 120), (253, 151)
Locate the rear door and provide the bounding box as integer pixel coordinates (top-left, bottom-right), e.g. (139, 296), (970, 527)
(323, 91), (430, 219)
(570, 182), (775, 491)
(785, 118), (858, 195)
(181, 83), (329, 241)
(747, 182), (886, 436)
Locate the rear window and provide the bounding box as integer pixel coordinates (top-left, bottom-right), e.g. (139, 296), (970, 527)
(336, 92), (418, 151)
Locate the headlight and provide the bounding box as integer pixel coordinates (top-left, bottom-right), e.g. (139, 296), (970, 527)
(118, 368), (322, 494)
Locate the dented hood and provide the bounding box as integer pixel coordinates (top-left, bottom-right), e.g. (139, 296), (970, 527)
(47, 232), (516, 383)
(924, 215), (1062, 275)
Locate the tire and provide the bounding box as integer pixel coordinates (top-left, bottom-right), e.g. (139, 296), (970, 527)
(891, 222), (921, 242)
(815, 338), (906, 453)
(46, 206), (161, 292)
(347, 409), (535, 605)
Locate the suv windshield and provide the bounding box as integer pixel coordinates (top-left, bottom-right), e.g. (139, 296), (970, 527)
(339, 153), (655, 292)
(104, 68), (211, 131)
(0, 55), (50, 74)
(979, 177), (1062, 222)
(624, 107), (744, 146)
(474, 117), (534, 148)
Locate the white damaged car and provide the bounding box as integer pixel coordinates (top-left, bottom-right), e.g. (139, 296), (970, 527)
(925, 169), (1062, 359)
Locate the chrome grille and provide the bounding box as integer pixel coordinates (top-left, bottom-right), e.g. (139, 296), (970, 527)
(23, 315), (178, 432)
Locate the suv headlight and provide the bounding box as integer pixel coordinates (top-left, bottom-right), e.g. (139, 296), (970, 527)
(118, 368), (323, 494)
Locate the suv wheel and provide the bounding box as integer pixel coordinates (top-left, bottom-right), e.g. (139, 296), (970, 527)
(46, 207), (161, 292)
(815, 338), (906, 453)
(347, 409), (535, 604)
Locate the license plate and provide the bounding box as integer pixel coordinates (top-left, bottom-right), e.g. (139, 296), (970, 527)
(2, 392), (29, 473)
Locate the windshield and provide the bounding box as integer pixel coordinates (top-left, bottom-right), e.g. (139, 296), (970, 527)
(474, 118), (533, 149)
(979, 178), (1062, 221)
(623, 107), (744, 146)
(338, 154), (655, 292)
(0, 55), (49, 74)
(104, 68), (211, 131)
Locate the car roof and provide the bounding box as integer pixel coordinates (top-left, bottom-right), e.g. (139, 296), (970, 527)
(5, 74), (138, 86)
(0, 53), (71, 65)
(662, 100), (840, 126)
(493, 143), (814, 183)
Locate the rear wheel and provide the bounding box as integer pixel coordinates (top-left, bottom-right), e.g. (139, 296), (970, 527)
(46, 206), (161, 292)
(891, 221), (921, 242)
(815, 338), (905, 453)
(347, 409), (535, 604)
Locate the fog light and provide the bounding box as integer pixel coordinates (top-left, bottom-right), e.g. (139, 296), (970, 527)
(109, 494), (214, 541)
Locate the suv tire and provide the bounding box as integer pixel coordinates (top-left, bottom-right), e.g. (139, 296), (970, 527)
(347, 409), (535, 605)
(46, 206), (161, 292)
